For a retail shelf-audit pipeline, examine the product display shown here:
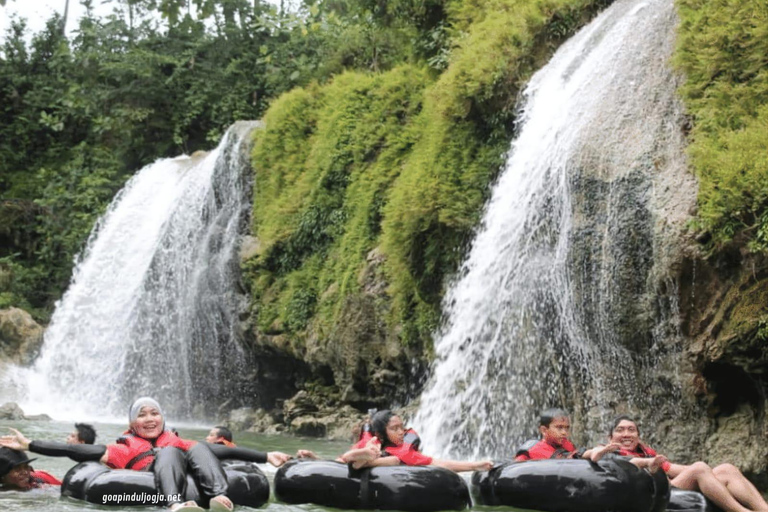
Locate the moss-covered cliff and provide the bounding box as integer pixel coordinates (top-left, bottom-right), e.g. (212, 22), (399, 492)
(243, 0), (614, 411)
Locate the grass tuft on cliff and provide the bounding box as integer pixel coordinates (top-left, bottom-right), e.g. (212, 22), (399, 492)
(674, 0), (768, 252)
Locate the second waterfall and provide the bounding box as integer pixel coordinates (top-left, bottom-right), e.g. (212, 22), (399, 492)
(7, 122), (259, 420)
(414, 0), (699, 458)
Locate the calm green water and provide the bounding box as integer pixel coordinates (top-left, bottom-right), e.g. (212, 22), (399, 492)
(0, 419), (494, 512)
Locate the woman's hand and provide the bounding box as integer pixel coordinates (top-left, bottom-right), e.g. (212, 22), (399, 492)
(267, 451), (292, 467)
(296, 449), (318, 459)
(0, 427), (31, 451)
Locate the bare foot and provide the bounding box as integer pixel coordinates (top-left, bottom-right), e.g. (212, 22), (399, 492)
(209, 495), (234, 512)
(648, 455), (669, 474)
(267, 451), (292, 467)
(169, 501), (203, 512)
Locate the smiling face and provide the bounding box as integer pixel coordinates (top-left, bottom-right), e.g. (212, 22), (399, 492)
(540, 416), (571, 446)
(1, 463), (33, 490)
(385, 415), (406, 446)
(610, 419), (640, 450)
(131, 405), (164, 439)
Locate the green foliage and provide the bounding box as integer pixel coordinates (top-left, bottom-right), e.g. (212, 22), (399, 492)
(247, 0), (612, 351)
(0, 1), (367, 318)
(248, 66), (430, 343)
(674, 0), (768, 252)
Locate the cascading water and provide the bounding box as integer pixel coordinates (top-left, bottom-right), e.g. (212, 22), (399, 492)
(3, 122), (259, 420)
(414, 0), (699, 458)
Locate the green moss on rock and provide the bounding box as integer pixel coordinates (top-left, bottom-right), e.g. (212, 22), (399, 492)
(246, 0), (620, 402)
(674, 0), (768, 251)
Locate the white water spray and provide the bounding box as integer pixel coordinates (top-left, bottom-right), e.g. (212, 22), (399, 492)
(3, 122), (259, 421)
(414, 0), (696, 458)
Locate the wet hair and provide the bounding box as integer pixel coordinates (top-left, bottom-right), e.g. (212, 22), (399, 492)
(214, 425), (233, 442)
(609, 415), (639, 436)
(539, 408), (570, 427)
(74, 423), (96, 444)
(371, 409), (396, 448)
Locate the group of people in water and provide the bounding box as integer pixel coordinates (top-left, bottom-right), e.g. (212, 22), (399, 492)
(513, 409), (768, 512)
(0, 400), (766, 512)
(0, 397), (292, 511)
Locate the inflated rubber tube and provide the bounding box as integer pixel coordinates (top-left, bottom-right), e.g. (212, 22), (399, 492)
(471, 459), (670, 512)
(274, 459), (471, 512)
(61, 459), (269, 508)
(669, 488), (721, 512)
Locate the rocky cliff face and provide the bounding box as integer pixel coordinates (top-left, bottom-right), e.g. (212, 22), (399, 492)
(678, 250), (768, 480)
(240, 245), (427, 431)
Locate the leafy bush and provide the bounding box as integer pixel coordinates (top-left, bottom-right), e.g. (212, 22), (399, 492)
(674, 0), (768, 252)
(248, 0), (613, 352)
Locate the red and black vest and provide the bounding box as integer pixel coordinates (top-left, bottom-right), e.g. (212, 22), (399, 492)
(617, 443), (656, 458)
(515, 439), (579, 461)
(106, 430), (195, 470)
(617, 443), (671, 473)
(352, 422), (375, 449)
(383, 429), (432, 466)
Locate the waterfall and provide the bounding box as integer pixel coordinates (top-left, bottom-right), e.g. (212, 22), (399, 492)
(4, 122), (259, 421)
(414, 0), (697, 458)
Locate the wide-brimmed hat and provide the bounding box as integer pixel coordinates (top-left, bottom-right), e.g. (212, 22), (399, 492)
(0, 447), (36, 479)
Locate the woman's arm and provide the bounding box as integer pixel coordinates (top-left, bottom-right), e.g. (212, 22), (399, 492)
(0, 428), (107, 463)
(30, 440), (108, 462)
(432, 459), (493, 472)
(204, 442), (292, 467)
(205, 443), (268, 463)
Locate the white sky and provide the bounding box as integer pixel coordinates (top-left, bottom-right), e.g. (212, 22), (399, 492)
(0, 0), (290, 43)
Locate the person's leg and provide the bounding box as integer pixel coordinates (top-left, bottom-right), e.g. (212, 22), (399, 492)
(671, 461), (755, 512)
(713, 464), (768, 512)
(153, 447), (191, 508)
(185, 443), (231, 509)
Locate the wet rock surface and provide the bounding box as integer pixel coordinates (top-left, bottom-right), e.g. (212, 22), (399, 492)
(0, 402), (51, 421)
(0, 307), (44, 365)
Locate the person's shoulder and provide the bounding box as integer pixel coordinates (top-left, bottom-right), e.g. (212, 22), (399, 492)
(31, 470), (62, 486)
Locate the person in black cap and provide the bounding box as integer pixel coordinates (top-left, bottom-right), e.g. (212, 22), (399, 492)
(0, 447), (60, 490)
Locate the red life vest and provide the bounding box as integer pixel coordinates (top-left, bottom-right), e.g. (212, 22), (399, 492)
(351, 420), (375, 449)
(383, 429), (432, 466)
(105, 430), (196, 470)
(217, 439), (236, 448)
(515, 439), (578, 461)
(617, 443), (656, 458)
(30, 470), (61, 487)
